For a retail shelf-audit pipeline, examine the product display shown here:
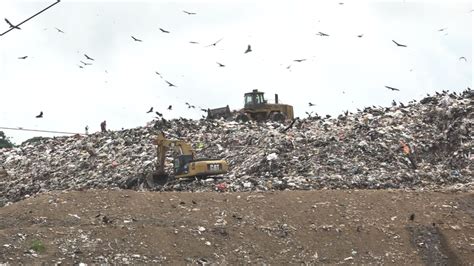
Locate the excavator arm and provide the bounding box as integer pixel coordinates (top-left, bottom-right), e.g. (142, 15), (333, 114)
(154, 133), (168, 177)
(154, 131), (196, 177)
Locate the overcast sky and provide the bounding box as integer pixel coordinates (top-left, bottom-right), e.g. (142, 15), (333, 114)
(0, 0), (472, 143)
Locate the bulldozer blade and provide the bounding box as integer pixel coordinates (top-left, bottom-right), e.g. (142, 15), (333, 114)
(207, 105), (231, 119)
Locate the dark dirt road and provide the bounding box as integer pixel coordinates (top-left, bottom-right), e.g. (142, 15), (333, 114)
(0, 189), (473, 264)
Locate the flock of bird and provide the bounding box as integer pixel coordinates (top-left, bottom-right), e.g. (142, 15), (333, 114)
(3, 3), (471, 126)
(5, 9), (222, 123)
(5, 6), (263, 124)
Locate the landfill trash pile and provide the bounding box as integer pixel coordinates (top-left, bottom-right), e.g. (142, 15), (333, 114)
(1, 89), (473, 206)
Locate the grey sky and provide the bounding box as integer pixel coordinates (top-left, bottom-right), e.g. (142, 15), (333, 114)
(0, 0), (472, 143)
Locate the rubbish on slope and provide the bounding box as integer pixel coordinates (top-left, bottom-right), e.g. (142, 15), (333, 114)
(0, 89), (472, 206)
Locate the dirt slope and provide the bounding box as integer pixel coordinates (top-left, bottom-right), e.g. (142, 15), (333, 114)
(0, 189), (473, 264)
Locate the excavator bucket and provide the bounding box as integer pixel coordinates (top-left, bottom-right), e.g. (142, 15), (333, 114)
(207, 105), (232, 119)
(145, 172), (170, 187)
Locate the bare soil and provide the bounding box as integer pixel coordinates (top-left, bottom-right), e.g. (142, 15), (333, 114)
(0, 189), (473, 264)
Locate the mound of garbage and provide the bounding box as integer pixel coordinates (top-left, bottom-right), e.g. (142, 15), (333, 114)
(1, 89), (473, 206)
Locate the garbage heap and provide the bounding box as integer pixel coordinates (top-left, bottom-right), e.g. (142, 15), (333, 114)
(1, 89), (473, 205)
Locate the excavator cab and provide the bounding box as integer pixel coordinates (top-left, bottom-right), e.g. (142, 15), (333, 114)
(244, 89), (267, 108)
(173, 154), (194, 175)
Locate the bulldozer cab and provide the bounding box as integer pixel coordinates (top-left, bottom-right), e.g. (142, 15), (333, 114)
(173, 154), (194, 175)
(244, 89), (267, 108)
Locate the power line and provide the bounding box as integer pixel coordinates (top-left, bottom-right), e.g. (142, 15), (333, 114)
(0, 126), (84, 135)
(0, 0), (61, 37)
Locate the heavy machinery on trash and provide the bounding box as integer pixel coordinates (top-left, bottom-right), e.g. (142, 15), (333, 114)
(207, 89), (294, 122)
(146, 132), (229, 186)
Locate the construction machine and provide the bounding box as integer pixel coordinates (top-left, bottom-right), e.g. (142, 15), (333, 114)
(146, 132), (229, 186)
(207, 89), (294, 122)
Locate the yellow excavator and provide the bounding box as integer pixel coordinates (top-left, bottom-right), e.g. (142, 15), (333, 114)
(146, 132), (229, 186)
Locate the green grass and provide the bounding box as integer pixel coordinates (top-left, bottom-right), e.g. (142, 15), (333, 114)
(30, 239), (45, 253)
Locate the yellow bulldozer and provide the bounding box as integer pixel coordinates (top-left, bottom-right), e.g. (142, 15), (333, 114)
(207, 89), (294, 122)
(146, 132), (229, 186)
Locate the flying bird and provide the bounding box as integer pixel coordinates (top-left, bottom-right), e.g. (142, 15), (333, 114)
(78, 65), (84, 69)
(459, 56), (467, 62)
(392, 40), (407, 47)
(167, 105), (172, 110)
(200, 108), (208, 112)
(294, 59), (306, 62)
(217, 62), (225, 67)
(244, 44), (252, 54)
(80, 60), (91, 66)
(206, 38), (223, 47)
(189, 41), (199, 44)
(309, 102), (316, 107)
(165, 80), (176, 87)
(147, 107), (153, 113)
(159, 28), (170, 33)
(35, 111), (43, 118)
(437, 28), (447, 32)
(55, 27), (64, 33)
(385, 86), (400, 91)
(183, 10), (196, 15)
(317, 32), (329, 36)
(131, 36), (142, 42)
(155, 111), (163, 117)
(4, 18), (20, 30)
(357, 34), (364, 38)
(155, 71), (162, 78)
(18, 56), (28, 59)
(84, 54), (94, 60)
